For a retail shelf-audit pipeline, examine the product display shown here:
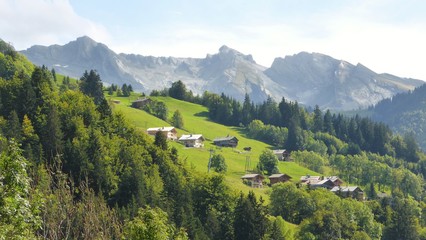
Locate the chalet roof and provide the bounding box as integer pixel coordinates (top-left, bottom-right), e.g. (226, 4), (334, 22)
(213, 136), (238, 142)
(331, 186), (363, 193)
(269, 173), (292, 179)
(147, 127), (176, 132)
(310, 179), (333, 186)
(178, 134), (204, 141)
(326, 176), (341, 182)
(300, 175), (321, 182)
(132, 98), (151, 103)
(272, 149), (287, 154)
(241, 174), (264, 180)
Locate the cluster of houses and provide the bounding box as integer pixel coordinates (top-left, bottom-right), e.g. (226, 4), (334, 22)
(145, 126), (364, 201)
(241, 173), (292, 188)
(241, 173), (364, 200)
(146, 126), (239, 148)
(301, 175), (364, 200)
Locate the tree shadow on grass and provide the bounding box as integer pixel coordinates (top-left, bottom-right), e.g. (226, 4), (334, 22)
(231, 126), (249, 138)
(193, 111), (209, 118)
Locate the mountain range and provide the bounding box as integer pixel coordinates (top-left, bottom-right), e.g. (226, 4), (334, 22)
(21, 36), (424, 110)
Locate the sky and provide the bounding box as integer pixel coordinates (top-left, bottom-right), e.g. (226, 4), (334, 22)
(1, 0), (426, 80)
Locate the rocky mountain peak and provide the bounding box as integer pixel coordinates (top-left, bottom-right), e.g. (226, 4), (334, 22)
(217, 45), (255, 63)
(20, 36), (424, 111)
(75, 36), (98, 46)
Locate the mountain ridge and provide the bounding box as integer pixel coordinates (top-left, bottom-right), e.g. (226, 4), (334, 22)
(20, 36), (424, 110)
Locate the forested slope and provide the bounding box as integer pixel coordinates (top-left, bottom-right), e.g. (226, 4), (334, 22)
(1, 39), (426, 239)
(369, 83), (426, 150)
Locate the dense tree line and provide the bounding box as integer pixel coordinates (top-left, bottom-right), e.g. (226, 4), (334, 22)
(164, 81), (422, 163)
(107, 83), (133, 97)
(370, 83), (426, 150)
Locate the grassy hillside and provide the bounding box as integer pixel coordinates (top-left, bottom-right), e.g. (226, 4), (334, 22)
(109, 93), (319, 198)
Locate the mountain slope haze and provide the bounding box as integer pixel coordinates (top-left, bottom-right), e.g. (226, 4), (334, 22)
(21, 36), (424, 110)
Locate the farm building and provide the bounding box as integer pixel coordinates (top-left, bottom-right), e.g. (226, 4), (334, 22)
(241, 174), (264, 188)
(131, 98), (152, 109)
(213, 136), (239, 147)
(300, 175), (322, 184)
(326, 176), (343, 186)
(269, 173), (292, 185)
(272, 149), (289, 161)
(147, 127), (178, 140)
(178, 134), (205, 148)
(309, 179), (335, 190)
(331, 186), (364, 201)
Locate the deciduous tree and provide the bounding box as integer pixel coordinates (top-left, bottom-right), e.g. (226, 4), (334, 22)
(210, 154), (227, 173)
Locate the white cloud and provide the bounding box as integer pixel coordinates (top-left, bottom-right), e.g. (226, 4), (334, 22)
(1, 0), (425, 80)
(0, 0), (110, 50)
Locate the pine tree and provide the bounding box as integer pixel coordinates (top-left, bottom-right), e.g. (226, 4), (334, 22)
(154, 131), (168, 150)
(51, 68), (57, 82)
(286, 117), (304, 151)
(278, 97), (292, 128)
(43, 104), (63, 161)
(323, 109), (335, 135)
(169, 80), (187, 100)
(242, 93), (253, 126)
(6, 110), (21, 141)
(233, 192), (266, 240)
(79, 70), (105, 105)
(122, 84), (130, 97)
(233, 193), (256, 240)
(312, 105), (323, 132)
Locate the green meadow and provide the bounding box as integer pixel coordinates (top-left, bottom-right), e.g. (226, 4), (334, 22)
(109, 93), (319, 198)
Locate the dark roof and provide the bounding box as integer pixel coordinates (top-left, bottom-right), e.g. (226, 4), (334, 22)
(213, 136), (238, 142)
(310, 179), (334, 187)
(132, 98), (151, 103)
(331, 186), (363, 193)
(241, 174), (264, 180)
(269, 173), (292, 179)
(272, 149), (287, 154)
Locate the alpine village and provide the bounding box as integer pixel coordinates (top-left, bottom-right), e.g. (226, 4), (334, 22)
(2, 35), (426, 240)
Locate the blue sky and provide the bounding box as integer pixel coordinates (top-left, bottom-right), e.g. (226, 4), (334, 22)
(1, 0), (426, 80)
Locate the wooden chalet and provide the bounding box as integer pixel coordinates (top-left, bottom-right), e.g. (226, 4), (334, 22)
(241, 174), (264, 188)
(272, 149), (289, 161)
(309, 179), (335, 190)
(213, 136), (239, 147)
(178, 134), (205, 148)
(269, 173), (292, 185)
(326, 176), (343, 186)
(300, 175), (322, 184)
(131, 98), (152, 109)
(147, 127), (178, 140)
(331, 186), (364, 201)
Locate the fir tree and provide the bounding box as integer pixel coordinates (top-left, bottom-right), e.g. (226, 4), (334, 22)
(154, 131), (168, 150)
(79, 70), (105, 105)
(6, 110), (21, 141)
